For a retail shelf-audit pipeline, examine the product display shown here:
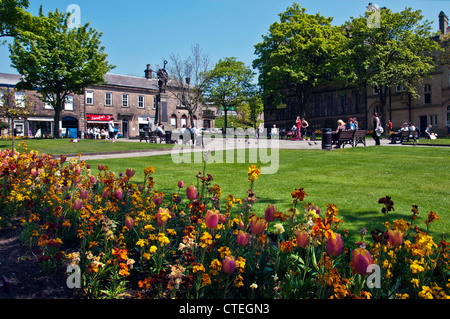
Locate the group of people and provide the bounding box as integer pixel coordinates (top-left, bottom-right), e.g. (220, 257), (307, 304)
(86, 126), (109, 140)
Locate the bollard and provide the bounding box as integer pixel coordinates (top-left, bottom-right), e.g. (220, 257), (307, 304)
(321, 128), (332, 150)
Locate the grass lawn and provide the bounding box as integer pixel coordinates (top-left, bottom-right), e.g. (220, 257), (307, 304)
(83, 146), (450, 242)
(0, 138), (173, 155)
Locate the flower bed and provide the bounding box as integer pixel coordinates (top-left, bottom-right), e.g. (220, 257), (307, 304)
(0, 145), (448, 299)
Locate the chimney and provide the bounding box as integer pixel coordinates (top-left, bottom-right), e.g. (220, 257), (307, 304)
(439, 11), (448, 34)
(144, 64), (152, 79)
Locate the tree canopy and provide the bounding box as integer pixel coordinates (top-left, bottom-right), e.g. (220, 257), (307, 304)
(9, 7), (114, 137)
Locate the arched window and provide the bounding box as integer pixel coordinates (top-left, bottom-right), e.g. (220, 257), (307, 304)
(181, 114), (187, 127)
(170, 114), (177, 128)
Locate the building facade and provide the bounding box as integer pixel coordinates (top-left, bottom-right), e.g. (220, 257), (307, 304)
(0, 65), (203, 139)
(263, 11), (450, 137)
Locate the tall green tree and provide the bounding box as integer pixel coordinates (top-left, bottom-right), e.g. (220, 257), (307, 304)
(9, 8), (114, 137)
(253, 3), (347, 118)
(202, 57), (254, 130)
(0, 0), (28, 39)
(345, 7), (441, 127)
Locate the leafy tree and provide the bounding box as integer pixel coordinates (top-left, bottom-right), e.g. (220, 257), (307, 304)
(253, 3), (347, 118)
(345, 6), (442, 128)
(202, 57), (254, 130)
(9, 8), (114, 138)
(0, 0), (28, 39)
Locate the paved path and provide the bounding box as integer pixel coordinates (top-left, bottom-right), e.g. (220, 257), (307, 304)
(75, 137), (396, 161)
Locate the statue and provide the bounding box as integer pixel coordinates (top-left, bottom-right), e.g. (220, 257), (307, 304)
(157, 60), (169, 93)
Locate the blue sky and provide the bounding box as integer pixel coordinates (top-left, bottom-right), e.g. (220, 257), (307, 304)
(1, 0), (449, 78)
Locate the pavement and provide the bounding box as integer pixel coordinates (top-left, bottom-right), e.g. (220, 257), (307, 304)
(74, 137), (397, 161)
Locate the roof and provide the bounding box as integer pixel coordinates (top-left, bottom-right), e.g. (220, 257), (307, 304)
(0, 72), (22, 86)
(103, 73), (160, 90)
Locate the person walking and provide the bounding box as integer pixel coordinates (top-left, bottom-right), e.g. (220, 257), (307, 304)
(301, 117), (309, 140)
(372, 113), (381, 145)
(108, 117), (115, 143)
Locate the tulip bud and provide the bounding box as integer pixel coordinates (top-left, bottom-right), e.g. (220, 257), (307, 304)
(73, 198), (83, 210)
(205, 209), (220, 230)
(79, 188), (88, 200)
(222, 256), (236, 274)
(178, 180), (184, 188)
(296, 230), (309, 248)
(264, 204), (276, 222)
(352, 248), (373, 276)
(326, 233), (343, 257)
(249, 215), (266, 235)
(237, 231), (250, 247)
(125, 168), (135, 178)
(387, 229), (403, 248)
(125, 216), (135, 230)
(152, 193), (164, 206)
(115, 187), (124, 200)
(186, 184), (197, 200)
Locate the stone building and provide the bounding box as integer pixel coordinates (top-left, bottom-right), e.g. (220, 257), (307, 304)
(0, 65), (202, 138)
(263, 11), (450, 137)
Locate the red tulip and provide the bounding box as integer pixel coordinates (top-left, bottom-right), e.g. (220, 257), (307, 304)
(222, 256), (236, 274)
(296, 230), (309, 248)
(205, 209), (220, 229)
(387, 229), (403, 248)
(98, 164), (104, 171)
(352, 248), (373, 276)
(326, 233), (343, 257)
(249, 215), (266, 235)
(186, 184), (197, 200)
(264, 204), (276, 222)
(237, 231), (250, 247)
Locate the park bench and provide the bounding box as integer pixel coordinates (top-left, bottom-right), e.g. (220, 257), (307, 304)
(353, 130), (366, 147)
(139, 129), (158, 143)
(332, 130), (355, 148)
(400, 129), (419, 144)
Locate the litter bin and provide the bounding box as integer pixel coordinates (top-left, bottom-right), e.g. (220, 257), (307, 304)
(321, 128), (332, 150)
(165, 130), (172, 144)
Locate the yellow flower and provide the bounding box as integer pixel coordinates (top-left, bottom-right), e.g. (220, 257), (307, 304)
(200, 231), (213, 248)
(149, 245), (158, 253)
(247, 165), (261, 182)
(411, 278), (420, 289)
(136, 239), (148, 247)
(410, 260), (425, 274)
(157, 233), (170, 246)
(418, 286), (434, 299)
(209, 259), (222, 276)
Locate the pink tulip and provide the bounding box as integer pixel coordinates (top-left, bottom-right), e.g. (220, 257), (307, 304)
(326, 233), (343, 257)
(387, 229), (403, 248)
(205, 209), (220, 230)
(125, 216), (135, 230)
(264, 204), (276, 222)
(115, 187), (124, 200)
(73, 198), (83, 210)
(178, 180), (184, 188)
(156, 207), (171, 227)
(237, 231), (250, 247)
(296, 230), (309, 248)
(352, 248), (373, 276)
(79, 188), (88, 200)
(186, 184), (197, 200)
(222, 256), (236, 274)
(249, 215), (266, 235)
(31, 168), (37, 177)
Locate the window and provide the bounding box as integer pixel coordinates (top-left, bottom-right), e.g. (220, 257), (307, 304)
(177, 93), (182, 107)
(45, 94), (54, 109)
(396, 84), (405, 92)
(170, 114), (177, 127)
(105, 92), (112, 106)
(181, 115), (187, 127)
(429, 115), (438, 126)
(86, 91), (94, 104)
(138, 95), (145, 108)
(64, 95), (73, 111)
(122, 94), (129, 107)
(424, 85), (431, 104)
(15, 91), (25, 108)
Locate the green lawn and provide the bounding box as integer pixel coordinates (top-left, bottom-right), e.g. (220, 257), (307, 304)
(83, 146), (450, 242)
(0, 138), (173, 155)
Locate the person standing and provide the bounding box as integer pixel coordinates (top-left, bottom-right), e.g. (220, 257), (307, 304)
(295, 116), (301, 140)
(301, 117), (309, 140)
(372, 113), (381, 145)
(108, 117), (115, 143)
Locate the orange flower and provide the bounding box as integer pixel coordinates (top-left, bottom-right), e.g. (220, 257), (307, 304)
(424, 211), (439, 226)
(291, 188), (307, 202)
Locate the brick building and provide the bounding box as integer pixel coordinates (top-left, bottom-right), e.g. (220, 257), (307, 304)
(0, 65), (202, 138)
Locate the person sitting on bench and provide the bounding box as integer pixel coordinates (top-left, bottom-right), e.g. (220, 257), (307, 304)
(156, 123), (166, 139)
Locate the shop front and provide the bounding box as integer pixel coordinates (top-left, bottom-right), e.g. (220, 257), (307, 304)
(86, 113), (121, 139)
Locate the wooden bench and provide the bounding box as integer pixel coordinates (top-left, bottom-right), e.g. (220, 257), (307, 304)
(400, 130), (419, 144)
(139, 130), (158, 143)
(332, 130), (355, 148)
(353, 130), (366, 147)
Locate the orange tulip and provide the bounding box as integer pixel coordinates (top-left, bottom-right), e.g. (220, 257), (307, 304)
(249, 215), (266, 235)
(296, 230), (309, 248)
(326, 233), (343, 257)
(387, 229), (403, 247)
(205, 209), (220, 230)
